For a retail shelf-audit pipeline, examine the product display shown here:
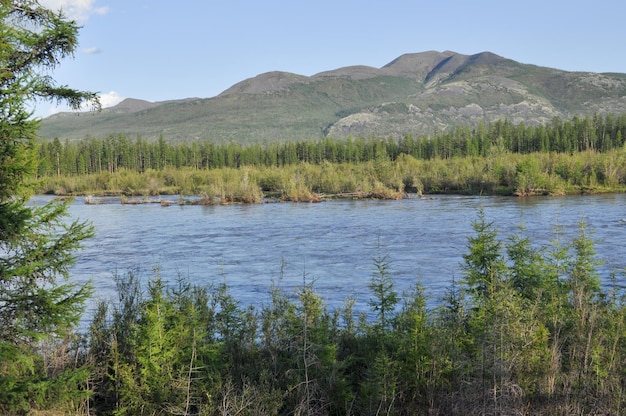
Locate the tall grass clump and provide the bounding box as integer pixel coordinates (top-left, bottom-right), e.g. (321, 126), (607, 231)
(196, 167), (263, 204)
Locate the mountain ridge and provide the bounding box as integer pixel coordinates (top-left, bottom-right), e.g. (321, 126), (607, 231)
(40, 50), (626, 142)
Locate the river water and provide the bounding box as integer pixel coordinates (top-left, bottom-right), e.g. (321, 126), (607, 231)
(31, 194), (626, 316)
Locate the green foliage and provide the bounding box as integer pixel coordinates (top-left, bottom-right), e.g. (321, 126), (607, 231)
(36, 114), (626, 200)
(506, 226), (547, 300)
(462, 209), (508, 302)
(1, 1), (98, 413)
(368, 249), (398, 332)
(37, 113), (626, 176)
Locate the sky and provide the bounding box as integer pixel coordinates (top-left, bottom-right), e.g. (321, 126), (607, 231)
(34, 0), (626, 118)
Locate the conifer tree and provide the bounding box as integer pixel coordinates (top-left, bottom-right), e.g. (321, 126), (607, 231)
(0, 1), (98, 412)
(368, 250), (398, 333)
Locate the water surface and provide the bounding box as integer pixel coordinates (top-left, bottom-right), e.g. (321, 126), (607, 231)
(31, 194), (626, 316)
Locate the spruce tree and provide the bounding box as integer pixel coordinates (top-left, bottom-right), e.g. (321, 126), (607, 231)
(0, 1), (98, 412)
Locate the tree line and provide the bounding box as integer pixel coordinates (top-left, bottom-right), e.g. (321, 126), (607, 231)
(38, 113), (626, 177)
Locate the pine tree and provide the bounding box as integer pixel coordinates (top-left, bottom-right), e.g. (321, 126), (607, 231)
(368, 249), (398, 333)
(0, 1), (98, 413)
(462, 209), (507, 303)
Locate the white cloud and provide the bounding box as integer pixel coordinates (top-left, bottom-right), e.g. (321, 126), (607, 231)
(47, 90), (124, 116)
(98, 91), (124, 108)
(39, 0), (109, 23)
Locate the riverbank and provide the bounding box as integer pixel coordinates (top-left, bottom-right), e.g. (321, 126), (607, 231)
(38, 150), (626, 203)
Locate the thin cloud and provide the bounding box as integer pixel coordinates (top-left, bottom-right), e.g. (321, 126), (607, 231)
(39, 0), (109, 23)
(94, 6), (109, 15)
(83, 47), (102, 54)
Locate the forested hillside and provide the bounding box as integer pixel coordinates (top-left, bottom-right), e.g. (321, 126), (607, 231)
(39, 50), (626, 142)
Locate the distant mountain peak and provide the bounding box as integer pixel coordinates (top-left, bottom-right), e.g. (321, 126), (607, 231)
(40, 50), (626, 143)
(219, 71), (309, 96)
(108, 98), (157, 113)
(382, 50), (459, 77)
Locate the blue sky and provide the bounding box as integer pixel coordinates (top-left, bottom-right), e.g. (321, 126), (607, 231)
(36, 0), (626, 118)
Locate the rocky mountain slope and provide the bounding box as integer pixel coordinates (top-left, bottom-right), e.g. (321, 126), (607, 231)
(39, 50), (626, 142)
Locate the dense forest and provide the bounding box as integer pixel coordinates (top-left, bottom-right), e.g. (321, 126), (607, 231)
(38, 114), (626, 176)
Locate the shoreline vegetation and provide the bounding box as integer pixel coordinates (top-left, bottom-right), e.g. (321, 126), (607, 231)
(42, 148), (626, 205)
(35, 114), (626, 203)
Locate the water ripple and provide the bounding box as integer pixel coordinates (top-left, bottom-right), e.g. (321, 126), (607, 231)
(28, 194), (626, 316)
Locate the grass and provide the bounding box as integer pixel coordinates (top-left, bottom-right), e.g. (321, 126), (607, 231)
(37, 149), (626, 203)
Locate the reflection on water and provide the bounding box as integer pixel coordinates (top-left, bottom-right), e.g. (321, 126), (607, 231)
(29, 194), (626, 317)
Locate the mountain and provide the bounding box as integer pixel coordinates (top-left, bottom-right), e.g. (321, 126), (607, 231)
(39, 50), (626, 143)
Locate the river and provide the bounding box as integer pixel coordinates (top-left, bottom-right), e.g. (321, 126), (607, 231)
(30, 194), (626, 317)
